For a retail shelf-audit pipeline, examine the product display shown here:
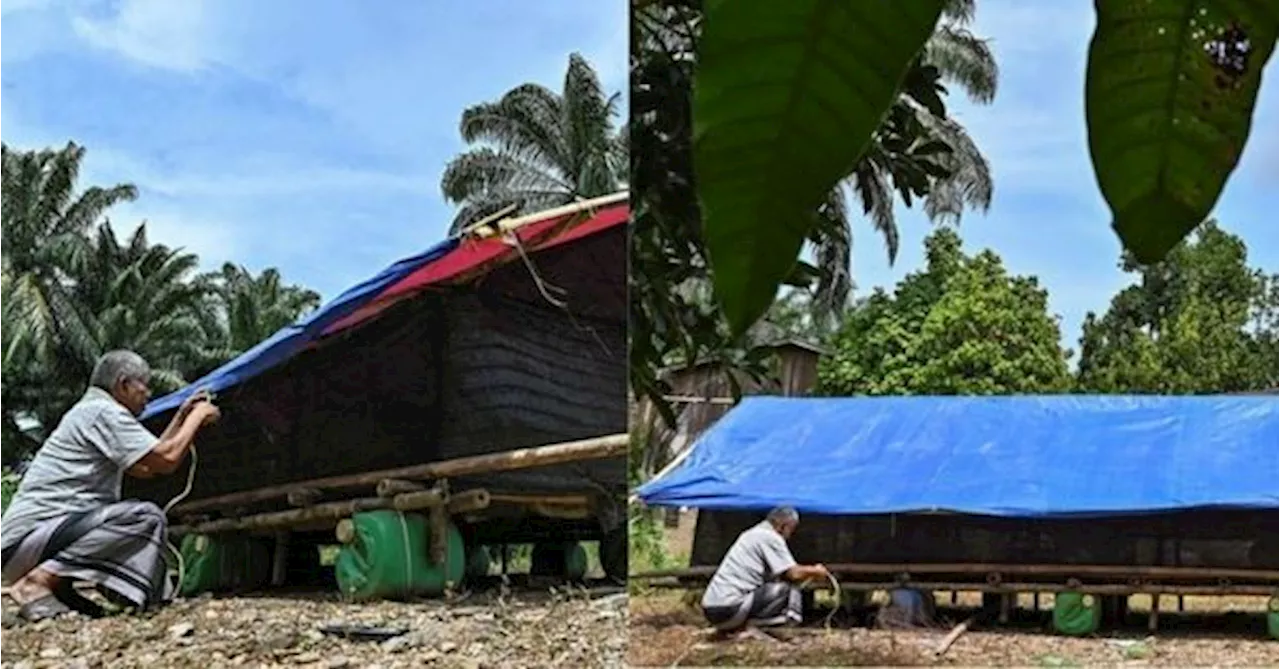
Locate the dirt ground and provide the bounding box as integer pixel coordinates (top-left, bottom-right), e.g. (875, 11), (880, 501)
(628, 592), (1279, 667)
(0, 587), (627, 669)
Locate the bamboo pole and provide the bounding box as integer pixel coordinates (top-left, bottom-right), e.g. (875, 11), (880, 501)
(638, 579), (1278, 597)
(429, 506), (448, 565)
(171, 433), (628, 516)
(173, 488), (476, 535)
(461, 191), (628, 240)
(335, 519), (355, 544)
(377, 479), (426, 497)
(489, 493), (593, 506)
(286, 488), (321, 507)
(391, 489), (446, 511)
(933, 615), (977, 658)
(448, 489), (491, 514)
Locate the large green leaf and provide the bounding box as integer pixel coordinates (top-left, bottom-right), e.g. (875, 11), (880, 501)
(1086, 0), (1277, 264)
(694, 0), (946, 335)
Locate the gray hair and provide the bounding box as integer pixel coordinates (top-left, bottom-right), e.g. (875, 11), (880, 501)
(766, 506), (800, 525)
(90, 350), (151, 390)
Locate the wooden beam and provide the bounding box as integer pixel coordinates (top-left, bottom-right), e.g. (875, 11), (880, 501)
(171, 433), (627, 516)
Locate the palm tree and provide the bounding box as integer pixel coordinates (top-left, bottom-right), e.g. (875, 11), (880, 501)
(75, 221), (222, 392)
(202, 262), (322, 355)
(1, 142), (138, 376)
(1, 272), (48, 461)
(810, 0), (997, 320)
(441, 53), (626, 234)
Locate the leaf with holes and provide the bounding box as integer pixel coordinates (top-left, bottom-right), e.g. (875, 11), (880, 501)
(1086, 0), (1278, 263)
(694, 0), (946, 335)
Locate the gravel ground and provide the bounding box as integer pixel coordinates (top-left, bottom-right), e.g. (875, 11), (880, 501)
(1, 588), (627, 668)
(628, 593), (1279, 667)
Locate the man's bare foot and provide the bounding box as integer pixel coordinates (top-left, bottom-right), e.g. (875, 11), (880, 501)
(757, 627), (801, 643)
(9, 568), (60, 606)
(738, 627), (783, 643)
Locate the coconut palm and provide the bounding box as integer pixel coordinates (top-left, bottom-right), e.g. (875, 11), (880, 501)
(810, 0), (997, 321)
(441, 53), (626, 234)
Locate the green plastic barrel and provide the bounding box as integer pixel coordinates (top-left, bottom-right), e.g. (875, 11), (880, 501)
(333, 510), (465, 600)
(177, 534), (271, 596)
(531, 542), (588, 581)
(1268, 597), (1278, 639)
(1053, 592), (1101, 636)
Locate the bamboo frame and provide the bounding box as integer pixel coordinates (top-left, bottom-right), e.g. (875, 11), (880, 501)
(170, 433), (628, 516)
(377, 479), (426, 497)
(173, 488), (452, 536)
(460, 191), (629, 240)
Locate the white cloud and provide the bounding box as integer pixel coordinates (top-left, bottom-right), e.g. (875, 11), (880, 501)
(70, 0), (213, 73)
(110, 203), (241, 267)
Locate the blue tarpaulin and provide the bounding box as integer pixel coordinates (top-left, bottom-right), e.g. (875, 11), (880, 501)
(636, 395), (1280, 517)
(140, 239), (456, 420)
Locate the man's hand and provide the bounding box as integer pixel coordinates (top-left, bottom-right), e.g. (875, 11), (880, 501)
(784, 563), (832, 583)
(195, 402), (221, 426)
(126, 462), (158, 479)
(178, 389), (212, 418)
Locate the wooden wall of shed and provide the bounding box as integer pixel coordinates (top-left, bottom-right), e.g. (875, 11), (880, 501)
(634, 346), (819, 481)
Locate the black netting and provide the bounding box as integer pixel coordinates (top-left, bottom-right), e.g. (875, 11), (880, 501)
(128, 225), (626, 514)
(691, 509), (1278, 573)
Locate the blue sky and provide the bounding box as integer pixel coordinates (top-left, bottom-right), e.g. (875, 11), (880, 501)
(1, 0), (626, 300)
(850, 1), (1279, 357)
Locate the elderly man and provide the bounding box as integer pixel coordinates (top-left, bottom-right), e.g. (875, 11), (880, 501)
(701, 506), (830, 636)
(1, 350), (221, 622)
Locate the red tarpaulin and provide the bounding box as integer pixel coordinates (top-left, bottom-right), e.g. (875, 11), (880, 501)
(322, 199), (629, 336)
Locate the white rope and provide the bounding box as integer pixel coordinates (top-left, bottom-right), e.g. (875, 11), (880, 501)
(163, 444), (198, 595)
(823, 571), (842, 631)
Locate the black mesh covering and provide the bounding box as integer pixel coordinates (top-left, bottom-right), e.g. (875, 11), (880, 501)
(129, 225), (626, 539)
(691, 509), (1278, 579)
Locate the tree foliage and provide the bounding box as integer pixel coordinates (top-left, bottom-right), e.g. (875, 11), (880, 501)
(817, 228), (1072, 396)
(630, 0), (998, 420)
(1076, 221), (1278, 393)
